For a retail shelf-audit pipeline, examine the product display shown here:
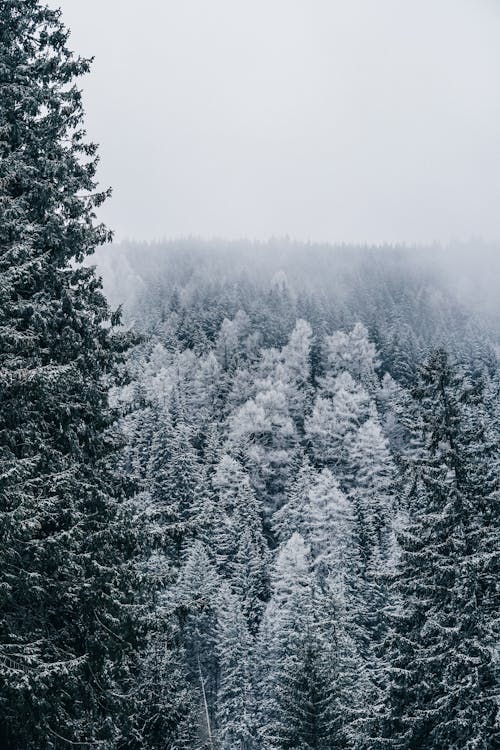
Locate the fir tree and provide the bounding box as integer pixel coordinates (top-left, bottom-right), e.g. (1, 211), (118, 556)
(210, 455), (269, 632)
(375, 350), (499, 749)
(322, 323), (379, 393)
(0, 2), (141, 746)
(258, 534), (345, 750)
(349, 416), (396, 571)
(305, 371), (373, 485)
(272, 457), (316, 543)
(281, 319), (314, 430)
(216, 586), (257, 750)
(173, 542), (222, 747)
(147, 418), (202, 561)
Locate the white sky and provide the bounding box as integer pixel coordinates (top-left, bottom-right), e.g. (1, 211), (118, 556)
(52, 0), (500, 244)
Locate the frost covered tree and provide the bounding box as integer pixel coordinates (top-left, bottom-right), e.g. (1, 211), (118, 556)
(216, 318), (239, 370)
(306, 371), (373, 485)
(147, 418), (202, 561)
(0, 2), (143, 745)
(304, 395), (339, 468)
(119, 383), (159, 488)
(216, 586), (257, 750)
(133, 623), (198, 750)
(209, 455), (269, 631)
(322, 323), (379, 392)
(349, 416), (396, 570)
(273, 462), (355, 595)
(227, 382), (298, 516)
(307, 469), (356, 592)
(173, 542), (222, 746)
(375, 350), (499, 749)
(272, 457), (316, 543)
(258, 534), (344, 750)
(281, 319), (314, 429)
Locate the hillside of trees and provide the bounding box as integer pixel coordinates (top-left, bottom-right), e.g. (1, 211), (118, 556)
(0, 3), (498, 748)
(104, 241), (499, 749)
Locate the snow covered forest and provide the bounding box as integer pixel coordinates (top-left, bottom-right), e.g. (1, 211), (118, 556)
(100, 240), (500, 749)
(0, 2), (499, 749)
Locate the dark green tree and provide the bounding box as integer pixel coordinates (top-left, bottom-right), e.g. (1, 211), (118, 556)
(0, 2), (144, 746)
(374, 350), (499, 749)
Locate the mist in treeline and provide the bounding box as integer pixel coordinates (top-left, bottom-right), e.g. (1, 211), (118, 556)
(0, 3), (498, 749)
(97, 238), (500, 329)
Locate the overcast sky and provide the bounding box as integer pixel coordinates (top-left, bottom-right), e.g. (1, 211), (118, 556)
(52, 0), (500, 245)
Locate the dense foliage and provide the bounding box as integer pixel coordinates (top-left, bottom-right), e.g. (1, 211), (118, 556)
(110, 243), (499, 749)
(0, 2), (139, 747)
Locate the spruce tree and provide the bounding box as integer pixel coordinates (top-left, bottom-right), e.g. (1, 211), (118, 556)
(272, 456), (316, 543)
(305, 371), (373, 485)
(375, 350), (499, 749)
(349, 416), (396, 571)
(321, 323), (379, 393)
(173, 542), (222, 746)
(0, 2), (140, 745)
(258, 534), (344, 750)
(147, 417), (202, 562)
(216, 586), (257, 750)
(210, 455), (269, 632)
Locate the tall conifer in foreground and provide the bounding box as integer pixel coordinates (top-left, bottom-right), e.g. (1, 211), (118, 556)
(0, 2), (139, 745)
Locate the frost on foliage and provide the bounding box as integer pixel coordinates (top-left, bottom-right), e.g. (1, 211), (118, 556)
(322, 322), (380, 391)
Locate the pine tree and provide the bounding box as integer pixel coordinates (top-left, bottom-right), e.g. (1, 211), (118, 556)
(272, 457), (316, 543)
(375, 350), (499, 749)
(258, 534), (344, 750)
(216, 317), (240, 372)
(216, 586), (257, 750)
(281, 319), (314, 430)
(147, 417), (202, 562)
(133, 621), (198, 750)
(0, 3), (143, 746)
(307, 468), (355, 592)
(210, 455), (269, 633)
(173, 542), (222, 747)
(322, 323), (379, 393)
(305, 371), (373, 484)
(228, 381), (298, 517)
(120, 383), (158, 487)
(273, 462), (355, 595)
(349, 416), (396, 571)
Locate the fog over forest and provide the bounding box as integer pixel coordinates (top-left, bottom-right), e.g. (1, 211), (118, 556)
(96, 239), (500, 327)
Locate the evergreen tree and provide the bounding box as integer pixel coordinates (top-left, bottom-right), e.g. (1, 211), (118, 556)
(133, 620), (198, 750)
(216, 317), (240, 372)
(281, 319), (314, 429)
(375, 350), (499, 749)
(228, 382), (298, 516)
(210, 455), (269, 632)
(307, 468), (355, 592)
(272, 457), (316, 543)
(349, 416), (396, 571)
(322, 323), (379, 392)
(306, 371), (373, 485)
(0, 3), (141, 745)
(258, 534), (343, 750)
(147, 417), (202, 562)
(173, 542), (222, 747)
(216, 587), (257, 750)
